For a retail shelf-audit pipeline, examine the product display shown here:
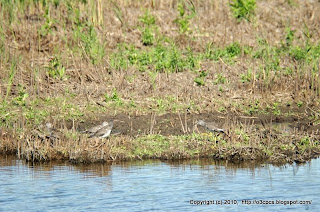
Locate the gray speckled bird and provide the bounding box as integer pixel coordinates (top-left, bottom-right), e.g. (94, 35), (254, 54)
(45, 123), (63, 139)
(83, 121), (109, 135)
(88, 121), (114, 138)
(197, 120), (225, 133)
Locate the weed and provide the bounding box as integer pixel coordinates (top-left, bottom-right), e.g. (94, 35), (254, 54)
(0, 0), (16, 24)
(166, 44), (185, 72)
(235, 128), (249, 144)
(283, 27), (295, 48)
(226, 42), (242, 57)
(299, 136), (310, 146)
(203, 42), (242, 62)
(230, 0), (256, 22)
(155, 98), (166, 113)
(289, 46), (308, 61)
(218, 106), (226, 113)
(47, 56), (66, 80)
(130, 100), (136, 108)
(243, 45), (254, 55)
(186, 46), (198, 69)
(240, 69), (252, 83)
(245, 100), (260, 115)
(283, 67), (294, 76)
(139, 10), (156, 25)
(253, 37), (271, 59)
(194, 69), (207, 86)
(5, 58), (17, 101)
(109, 42), (198, 73)
(287, 0), (297, 6)
(139, 11), (156, 46)
(141, 27), (154, 46)
(62, 103), (84, 120)
(105, 89), (123, 106)
(268, 102), (281, 116)
(39, 7), (55, 37)
(111, 1), (124, 26)
(296, 101), (303, 108)
(110, 44), (130, 71)
(0, 25), (5, 56)
(214, 73), (227, 85)
(74, 23), (105, 65)
(25, 106), (49, 125)
(148, 71), (158, 89)
(12, 85), (28, 106)
(174, 1), (196, 34)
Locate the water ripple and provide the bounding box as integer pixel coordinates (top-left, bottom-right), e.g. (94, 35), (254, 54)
(0, 156), (319, 211)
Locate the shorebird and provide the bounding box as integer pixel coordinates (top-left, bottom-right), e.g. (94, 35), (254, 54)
(88, 121), (113, 138)
(45, 123), (63, 139)
(83, 121), (109, 135)
(197, 120), (225, 133)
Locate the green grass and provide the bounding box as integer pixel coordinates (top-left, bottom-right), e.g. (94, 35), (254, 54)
(174, 1), (196, 34)
(229, 0), (256, 22)
(110, 42), (201, 72)
(139, 10), (156, 46)
(105, 89), (123, 107)
(73, 24), (105, 65)
(47, 56), (67, 80)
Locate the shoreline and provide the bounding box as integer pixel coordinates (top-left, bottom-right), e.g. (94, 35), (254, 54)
(1, 112), (319, 164)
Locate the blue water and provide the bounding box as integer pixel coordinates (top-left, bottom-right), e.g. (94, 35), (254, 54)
(0, 156), (319, 211)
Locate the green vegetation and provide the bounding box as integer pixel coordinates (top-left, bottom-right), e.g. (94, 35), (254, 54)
(229, 0), (256, 21)
(139, 11), (156, 46)
(47, 56), (66, 80)
(110, 42), (200, 72)
(194, 69), (207, 86)
(214, 73), (228, 85)
(105, 89), (123, 106)
(174, 1), (196, 34)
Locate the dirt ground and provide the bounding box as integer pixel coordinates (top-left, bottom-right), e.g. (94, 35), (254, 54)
(73, 112), (319, 137)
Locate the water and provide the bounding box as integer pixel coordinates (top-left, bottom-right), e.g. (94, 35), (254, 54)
(0, 155), (319, 211)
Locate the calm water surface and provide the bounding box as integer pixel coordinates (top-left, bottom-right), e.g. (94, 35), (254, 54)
(0, 155), (319, 211)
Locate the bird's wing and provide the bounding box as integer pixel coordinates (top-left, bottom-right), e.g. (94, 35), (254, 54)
(48, 129), (64, 139)
(89, 126), (109, 138)
(87, 124), (103, 133)
(206, 122), (225, 133)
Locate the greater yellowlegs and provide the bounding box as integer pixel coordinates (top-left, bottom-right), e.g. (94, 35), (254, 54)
(197, 120), (225, 133)
(45, 123), (63, 139)
(88, 121), (114, 138)
(83, 121), (109, 135)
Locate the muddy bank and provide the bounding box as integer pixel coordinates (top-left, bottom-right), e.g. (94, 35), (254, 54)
(74, 112), (318, 137)
(1, 113), (319, 164)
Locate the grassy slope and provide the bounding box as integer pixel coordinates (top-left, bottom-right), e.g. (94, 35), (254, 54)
(0, 0), (320, 163)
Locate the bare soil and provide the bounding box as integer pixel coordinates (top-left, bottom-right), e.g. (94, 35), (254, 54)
(73, 111), (317, 137)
